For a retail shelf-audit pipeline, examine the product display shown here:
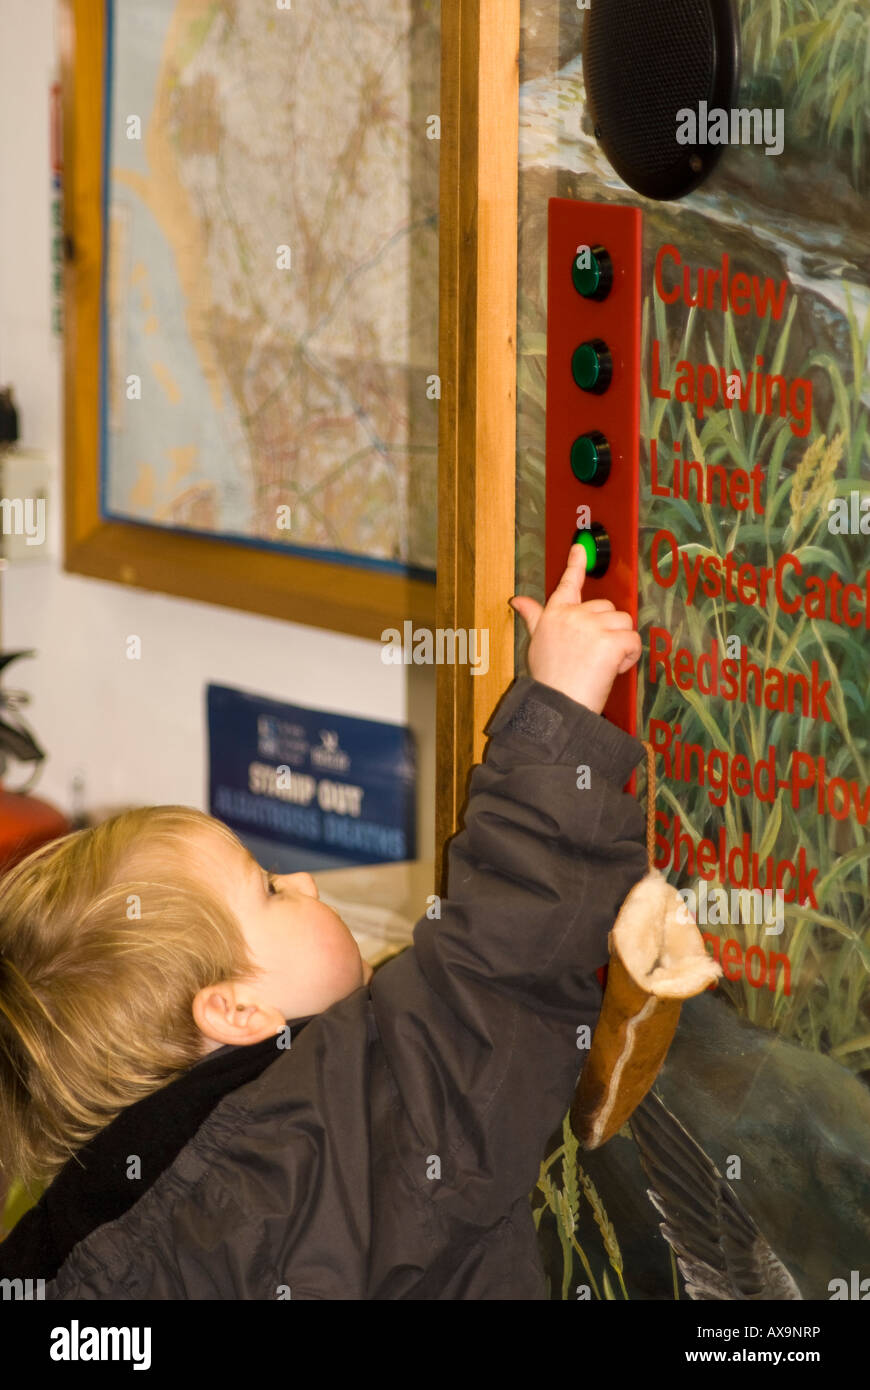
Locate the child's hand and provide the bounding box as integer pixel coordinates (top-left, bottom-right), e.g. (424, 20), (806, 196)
(509, 543), (642, 715)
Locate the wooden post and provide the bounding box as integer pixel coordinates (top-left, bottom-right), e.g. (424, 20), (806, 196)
(436, 0), (520, 889)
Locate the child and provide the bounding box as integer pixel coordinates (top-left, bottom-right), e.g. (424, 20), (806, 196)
(0, 542), (647, 1299)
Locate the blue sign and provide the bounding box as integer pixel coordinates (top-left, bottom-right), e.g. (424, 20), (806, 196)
(207, 684), (416, 869)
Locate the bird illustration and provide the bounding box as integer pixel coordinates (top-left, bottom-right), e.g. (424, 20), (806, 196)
(629, 1089), (803, 1300)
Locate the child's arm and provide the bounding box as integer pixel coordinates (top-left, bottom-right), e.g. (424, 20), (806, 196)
(370, 544), (648, 1224)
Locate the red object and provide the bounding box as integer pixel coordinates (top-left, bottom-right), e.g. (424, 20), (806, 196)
(545, 198), (642, 743)
(0, 790), (70, 873)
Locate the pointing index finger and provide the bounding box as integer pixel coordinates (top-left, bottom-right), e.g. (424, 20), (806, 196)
(550, 542), (588, 607)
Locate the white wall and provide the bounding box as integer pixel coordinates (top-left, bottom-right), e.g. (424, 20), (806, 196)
(0, 0), (435, 859)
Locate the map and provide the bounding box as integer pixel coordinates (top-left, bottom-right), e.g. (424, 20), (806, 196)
(103, 0), (439, 573)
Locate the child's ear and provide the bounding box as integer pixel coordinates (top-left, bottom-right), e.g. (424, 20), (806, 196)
(192, 982), (284, 1048)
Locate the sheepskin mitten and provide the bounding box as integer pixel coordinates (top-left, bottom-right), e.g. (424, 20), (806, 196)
(570, 866), (722, 1150)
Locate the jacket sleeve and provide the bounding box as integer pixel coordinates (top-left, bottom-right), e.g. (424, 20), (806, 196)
(370, 675), (649, 1229)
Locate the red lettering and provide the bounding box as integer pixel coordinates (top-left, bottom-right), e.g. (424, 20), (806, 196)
(721, 939), (743, 981)
(745, 945), (767, 988)
(753, 273), (789, 322)
(651, 340), (670, 400)
(655, 245), (681, 304)
(768, 951), (791, 995)
(731, 271), (752, 314)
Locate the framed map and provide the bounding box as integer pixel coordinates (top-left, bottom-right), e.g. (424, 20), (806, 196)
(60, 0), (439, 639)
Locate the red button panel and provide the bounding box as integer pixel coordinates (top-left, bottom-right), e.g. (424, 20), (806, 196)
(545, 198), (642, 739)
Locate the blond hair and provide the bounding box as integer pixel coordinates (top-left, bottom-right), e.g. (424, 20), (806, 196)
(0, 805), (258, 1193)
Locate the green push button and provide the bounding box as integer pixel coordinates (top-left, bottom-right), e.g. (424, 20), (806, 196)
(570, 431), (611, 485)
(575, 530), (598, 571)
(572, 522), (611, 578)
(572, 244), (613, 301)
(572, 339), (612, 394)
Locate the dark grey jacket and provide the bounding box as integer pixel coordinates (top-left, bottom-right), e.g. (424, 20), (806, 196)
(22, 676), (649, 1299)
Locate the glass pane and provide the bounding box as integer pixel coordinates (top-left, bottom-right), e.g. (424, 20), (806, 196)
(103, 0), (439, 577)
(519, 0), (870, 1302)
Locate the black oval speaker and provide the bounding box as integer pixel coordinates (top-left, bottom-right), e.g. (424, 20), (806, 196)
(583, 0), (741, 201)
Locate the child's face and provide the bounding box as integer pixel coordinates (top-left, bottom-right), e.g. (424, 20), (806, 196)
(189, 822), (373, 1040)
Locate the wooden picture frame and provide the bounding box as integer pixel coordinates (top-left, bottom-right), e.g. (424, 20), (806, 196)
(58, 0), (437, 644)
(59, 0), (520, 873)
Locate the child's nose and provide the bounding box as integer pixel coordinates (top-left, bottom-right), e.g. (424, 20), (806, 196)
(283, 871), (319, 899)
